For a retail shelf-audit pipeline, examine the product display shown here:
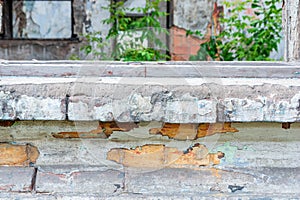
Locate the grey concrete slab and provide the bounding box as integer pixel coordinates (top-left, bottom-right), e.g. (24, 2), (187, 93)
(0, 83), (69, 120)
(1, 61), (300, 78)
(0, 193), (299, 200)
(1, 61), (300, 122)
(125, 167), (300, 196)
(0, 167), (35, 192)
(36, 165), (124, 195)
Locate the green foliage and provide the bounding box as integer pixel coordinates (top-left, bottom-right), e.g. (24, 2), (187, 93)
(81, 31), (111, 60)
(189, 37), (221, 61)
(121, 48), (169, 61)
(82, 0), (169, 61)
(189, 0), (282, 61)
(69, 54), (81, 60)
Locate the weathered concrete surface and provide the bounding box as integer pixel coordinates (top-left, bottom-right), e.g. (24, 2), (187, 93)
(36, 166), (124, 195)
(125, 167), (300, 195)
(0, 121), (300, 168)
(0, 120), (300, 197)
(1, 62), (300, 198)
(173, 0), (213, 32)
(1, 166), (299, 198)
(0, 167), (35, 192)
(1, 61), (300, 122)
(0, 193), (299, 200)
(1, 61), (300, 78)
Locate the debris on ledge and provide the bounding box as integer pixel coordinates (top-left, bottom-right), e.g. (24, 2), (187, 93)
(149, 122), (238, 140)
(107, 143), (224, 168)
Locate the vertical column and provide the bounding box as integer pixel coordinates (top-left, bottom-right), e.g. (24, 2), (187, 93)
(284, 0), (300, 61)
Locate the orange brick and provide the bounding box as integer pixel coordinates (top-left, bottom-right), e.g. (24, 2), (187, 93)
(0, 143), (39, 166)
(171, 26), (187, 36)
(171, 54), (190, 61)
(149, 122), (238, 139)
(190, 45), (201, 55)
(173, 45), (190, 55)
(172, 35), (184, 47)
(107, 144), (224, 168)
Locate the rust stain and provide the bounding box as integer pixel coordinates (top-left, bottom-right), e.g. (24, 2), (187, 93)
(107, 70), (113, 75)
(0, 120), (16, 127)
(282, 122), (292, 129)
(0, 143), (39, 166)
(149, 122), (238, 140)
(52, 121), (138, 138)
(107, 143), (224, 168)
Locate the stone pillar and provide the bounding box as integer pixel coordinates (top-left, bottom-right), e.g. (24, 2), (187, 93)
(284, 0), (300, 61)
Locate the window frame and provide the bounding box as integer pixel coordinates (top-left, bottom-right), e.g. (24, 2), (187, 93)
(0, 0), (77, 40)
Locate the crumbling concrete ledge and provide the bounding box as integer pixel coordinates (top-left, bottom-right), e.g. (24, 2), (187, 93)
(1, 61), (300, 122)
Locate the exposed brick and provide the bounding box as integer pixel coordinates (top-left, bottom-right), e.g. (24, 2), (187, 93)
(170, 26), (204, 61)
(172, 35), (184, 47)
(52, 121), (138, 138)
(173, 46), (190, 55)
(0, 143), (39, 166)
(149, 123), (238, 140)
(36, 166), (124, 195)
(190, 45), (201, 55)
(0, 167), (35, 192)
(171, 26), (187, 36)
(107, 144), (224, 168)
(171, 54), (189, 61)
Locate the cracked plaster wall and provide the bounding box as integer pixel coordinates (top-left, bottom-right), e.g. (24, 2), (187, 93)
(173, 0), (214, 32)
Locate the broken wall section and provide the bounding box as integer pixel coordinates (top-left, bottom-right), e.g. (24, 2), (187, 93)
(170, 0), (284, 61)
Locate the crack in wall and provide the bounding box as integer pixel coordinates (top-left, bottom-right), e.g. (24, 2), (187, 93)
(30, 167), (38, 192)
(65, 94), (70, 120)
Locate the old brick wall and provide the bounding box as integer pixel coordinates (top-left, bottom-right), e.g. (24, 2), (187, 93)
(170, 26), (208, 61)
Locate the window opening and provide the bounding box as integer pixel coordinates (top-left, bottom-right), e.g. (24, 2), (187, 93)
(1, 0), (75, 39)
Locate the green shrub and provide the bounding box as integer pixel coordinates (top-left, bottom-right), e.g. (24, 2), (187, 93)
(82, 0), (169, 61)
(189, 0), (282, 61)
